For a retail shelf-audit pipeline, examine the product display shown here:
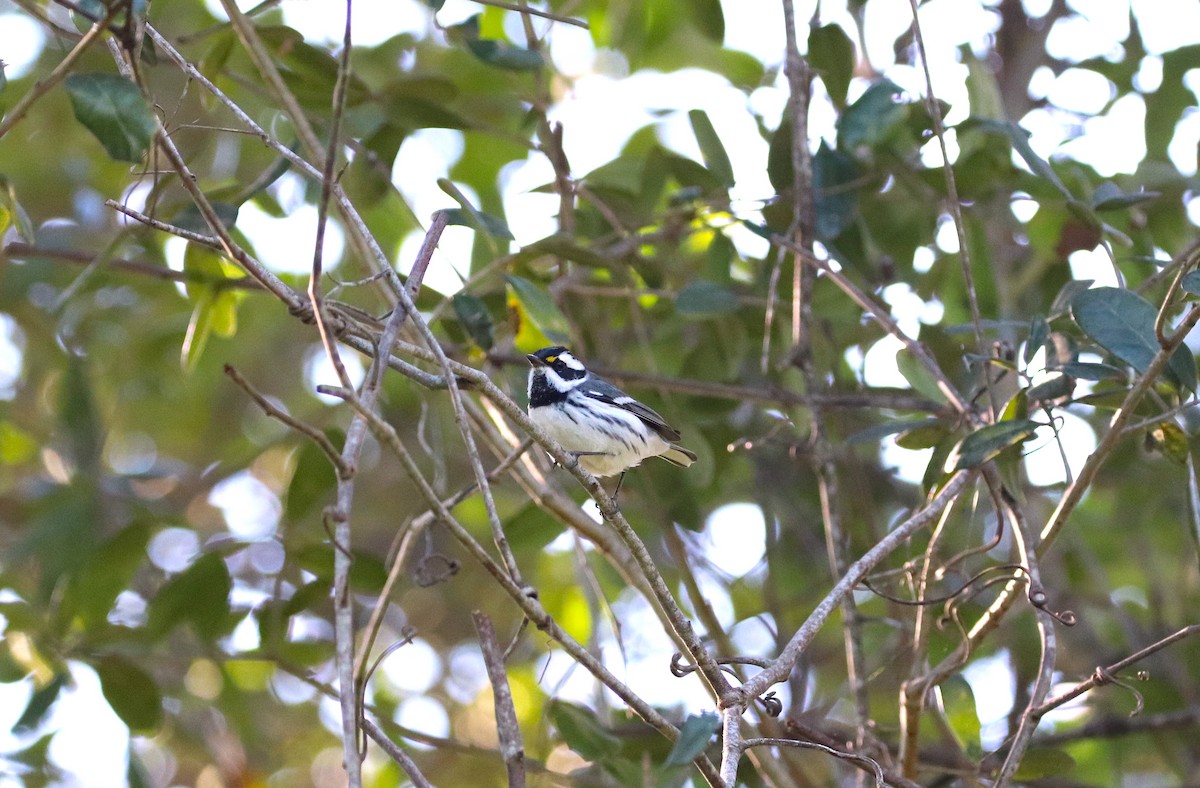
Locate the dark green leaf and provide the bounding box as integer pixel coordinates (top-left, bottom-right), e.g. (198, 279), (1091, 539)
(146, 553), (233, 641)
(1058, 361), (1126, 381)
(846, 418), (942, 445)
(814, 142), (860, 240)
(997, 120), (1072, 199)
(506, 275), (571, 345)
(1072, 286), (1196, 392)
(808, 24), (855, 109)
(1025, 318), (1049, 364)
(676, 280), (738, 317)
(95, 656), (162, 732)
(838, 79), (907, 151)
(285, 432), (341, 522)
(663, 711), (719, 767)
(1049, 279), (1093, 317)
(66, 522), (154, 629)
(452, 17), (544, 71)
(1026, 374), (1075, 402)
(174, 201), (240, 236)
(64, 74), (155, 163)
(438, 207), (514, 240)
(944, 420), (1040, 472)
(687, 110), (734, 188)
(1181, 270), (1200, 296)
(452, 293), (495, 350)
(13, 674), (68, 733)
(548, 701), (620, 760)
(1091, 181), (1161, 211)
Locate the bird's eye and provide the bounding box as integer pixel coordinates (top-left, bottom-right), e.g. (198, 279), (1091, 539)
(545, 356), (558, 363)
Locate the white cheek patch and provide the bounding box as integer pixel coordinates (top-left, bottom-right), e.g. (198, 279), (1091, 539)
(546, 368), (587, 389)
(558, 352), (586, 371)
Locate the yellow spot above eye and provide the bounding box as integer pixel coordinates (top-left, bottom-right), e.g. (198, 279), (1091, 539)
(545, 356), (558, 363)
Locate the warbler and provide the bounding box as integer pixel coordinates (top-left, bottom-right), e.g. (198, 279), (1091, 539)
(526, 346), (697, 493)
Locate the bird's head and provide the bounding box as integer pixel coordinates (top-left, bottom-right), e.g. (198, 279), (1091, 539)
(527, 346), (588, 382)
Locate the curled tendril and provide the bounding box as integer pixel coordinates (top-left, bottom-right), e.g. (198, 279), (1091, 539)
(865, 563), (1025, 609)
(1092, 666), (1146, 717)
(671, 652), (772, 679)
(1026, 580), (1077, 626)
(415, 553), (460, 587)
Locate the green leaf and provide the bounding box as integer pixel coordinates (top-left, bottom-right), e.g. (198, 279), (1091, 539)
(896, 348), (947, 403)
(1025, 318), (1049, 364)
(676, 280), (738, 317)
(1071, 286), (1196, 392)
(1058, 361), (1125, 381)
(66, 522), (154, 629)
(285, 432), (341, 522)
(1091, 181), (1161, 212)
(813, 142), (860, 240)
(506, 275), (571, 345)
(691, 0), (725, 42)
(808, 24), (855, 109)
(996, 120), (1072, 200)
(13, 674), (68, 733)
(838, 79), (907, 151)
(941, 676), (982, 757)
(453, 17), (543, 71)
(438, 207), (513, 240)
(845, 417), (942, 445)
(895, 422), (951, 450)
(452, 293), (495, 350)
(64, 74), (156, 163)
(1013, 748), (1076, 780)
(1181, 270), (1200, 296)
(0, 176), (35, 242)
(182, 294), (215, 372)
(944, 420), (1040, 472)
(95, 656), (162, 732)
(664, 711), (719, 767)
(687, 110), (734, 188)
(147, 552), (233, 641)
(548, 701), (620, 761)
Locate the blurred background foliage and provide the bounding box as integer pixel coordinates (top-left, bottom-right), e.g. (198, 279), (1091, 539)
(1, 0), (1200, 785)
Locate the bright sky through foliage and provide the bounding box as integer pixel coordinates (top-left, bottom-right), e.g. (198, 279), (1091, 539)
(2, 0), (1200, 783)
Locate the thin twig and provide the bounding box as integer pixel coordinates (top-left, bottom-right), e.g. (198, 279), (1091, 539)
(223, 365), (352, 478)
(323, 387), (723, 786)
(732, 470), (975, 705)
(106, 200), (223, 248)
(1031, 625), (1200, 720)
(907, 0), (991, 417)
(473, 612), (527, 788)
(361, 717), (433, 788)
(742, 738), (886, 788)
(0, 9), (114, 139)
(3, 242), (263, 290)
(467, 0), (588, 28)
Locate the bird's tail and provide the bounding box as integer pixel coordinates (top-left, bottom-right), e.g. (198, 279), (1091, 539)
(659, 445), (698, 467)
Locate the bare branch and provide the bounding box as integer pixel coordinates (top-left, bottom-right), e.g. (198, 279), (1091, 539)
(473, 611), (527, 788)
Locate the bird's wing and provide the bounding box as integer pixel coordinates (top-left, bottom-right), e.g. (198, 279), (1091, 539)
(583, 377), (683, 442)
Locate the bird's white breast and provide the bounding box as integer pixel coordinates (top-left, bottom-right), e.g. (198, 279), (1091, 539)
(530, 403), (671, 477)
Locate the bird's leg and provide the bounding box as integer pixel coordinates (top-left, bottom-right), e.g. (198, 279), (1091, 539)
(612, 471), (627, 501)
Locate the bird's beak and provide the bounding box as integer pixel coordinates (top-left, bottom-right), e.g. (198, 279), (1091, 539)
(527, 354), (546, 367)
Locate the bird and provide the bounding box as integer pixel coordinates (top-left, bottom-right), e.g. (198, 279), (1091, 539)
(526, 346), (697, 496)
